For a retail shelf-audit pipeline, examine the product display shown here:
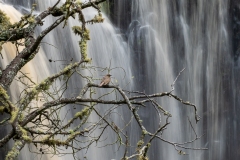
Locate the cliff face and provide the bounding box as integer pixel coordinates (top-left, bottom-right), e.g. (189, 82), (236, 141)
(231, 0), (240, 62)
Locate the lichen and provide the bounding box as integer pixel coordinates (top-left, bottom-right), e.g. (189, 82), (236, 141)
(62, 0), (72, 27)
(0, 106), (5, 114)
(92, 13), (104, 23)
(72, 25), (91, 62)
(5, 140), (22, 160)
(147, 143), (151, 147)
(66, 131), (80, 143)
(137, 156), (149, 160)
(43, 139), (66, 146)
(19, 125), (32, 143)
(142, 130), (148, 135)
(69, 130), (74, 134)
(83, 29), (90, 40)
(74, 107), (89, 120)
(0, 85), (10, 100)
(72, 26), (82, 35)
(18, 113), (25, 122)
(137, 140), (144, 148)
(20, 78), (53, 109)
(79, 39), (91, 62)
(62, 64), (73, 80)
(79, 40), (87, 58)
(27, 16), (36, 24)
(43, 130), (80, 147)
(38, 79), (52, 90)
(178, 150), (186, 155)
(0, 9), (11, 31)
(9, 107), (19, 124)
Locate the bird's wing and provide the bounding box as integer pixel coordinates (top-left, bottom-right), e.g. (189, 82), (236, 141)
(99, 76), (107, 86)
(104, 77), (110, 85)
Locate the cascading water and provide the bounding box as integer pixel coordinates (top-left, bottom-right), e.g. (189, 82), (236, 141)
(0, 3), (53, 160)
(1, 0), (132, 160)
(32, 2), (133, 159)
(124, 0), (237, 160)
(1, 0), (240, 160)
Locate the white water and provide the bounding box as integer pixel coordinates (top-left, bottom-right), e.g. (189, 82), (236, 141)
(0, 3), (51, 160)
(1, 0), (237, 159)
(1, 1), (133, 160)
(128, 0), (232, 159)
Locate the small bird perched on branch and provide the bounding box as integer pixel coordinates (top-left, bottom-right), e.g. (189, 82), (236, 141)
(99, 74), (111, 86)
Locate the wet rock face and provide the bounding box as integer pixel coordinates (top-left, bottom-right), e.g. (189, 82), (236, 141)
(231, 0), (240, 61)
(108, 0), (132, 34)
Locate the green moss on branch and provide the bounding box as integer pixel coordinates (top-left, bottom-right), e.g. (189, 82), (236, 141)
(74, 107), (89, 120)
(5, 140), (25, 160)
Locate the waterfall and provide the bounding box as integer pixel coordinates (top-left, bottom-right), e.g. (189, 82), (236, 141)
(125, 0), (236, 160)
(1, 0), (240, 160)
(1, 1), (132, 160)
(0, 3), (51, 160)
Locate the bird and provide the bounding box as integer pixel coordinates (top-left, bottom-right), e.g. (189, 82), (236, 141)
(99, 74), (111, 86)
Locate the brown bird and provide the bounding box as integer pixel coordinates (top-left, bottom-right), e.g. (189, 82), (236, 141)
(99, 74), (112, 86)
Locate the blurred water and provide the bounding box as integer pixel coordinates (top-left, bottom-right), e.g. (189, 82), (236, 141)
(1, 1), (132, 159)
(0, 3), (50, 160)
(126, 0), (238, 159)
(1, 0), (240, 160)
